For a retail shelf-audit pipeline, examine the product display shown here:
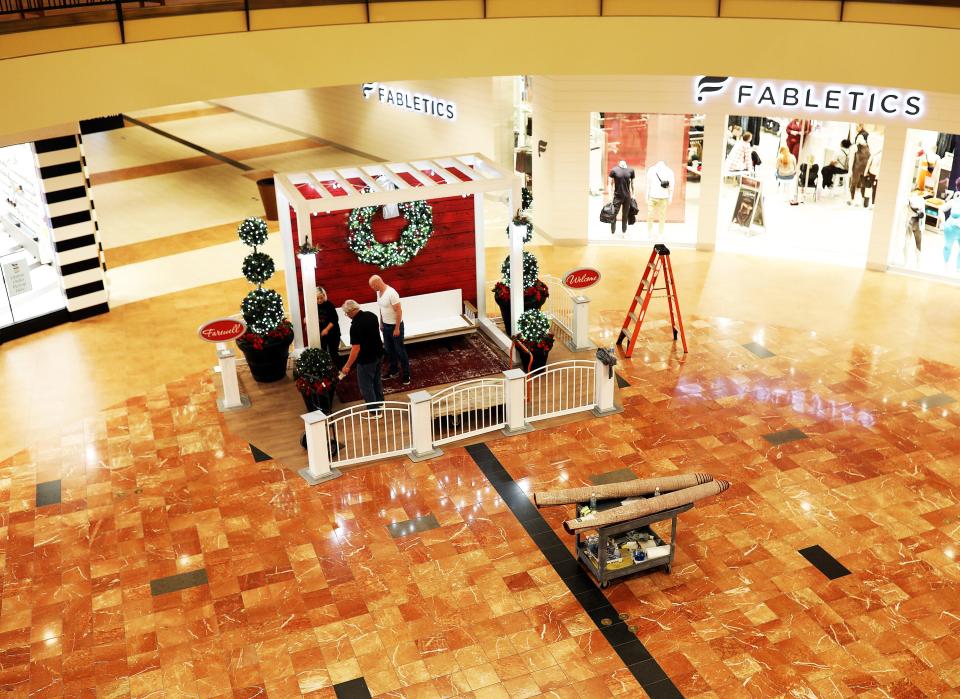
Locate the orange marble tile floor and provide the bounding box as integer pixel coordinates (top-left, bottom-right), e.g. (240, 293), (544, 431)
(4, 313), (960, 697)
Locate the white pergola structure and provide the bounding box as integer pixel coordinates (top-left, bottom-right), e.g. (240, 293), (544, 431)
(274, 153), (524, 353)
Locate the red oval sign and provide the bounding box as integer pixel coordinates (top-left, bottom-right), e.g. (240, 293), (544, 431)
(562, 268), (601, 290)
(198, 318), (247, 343)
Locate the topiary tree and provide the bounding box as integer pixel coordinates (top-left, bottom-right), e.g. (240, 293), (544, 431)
(238, 217), (284, 337)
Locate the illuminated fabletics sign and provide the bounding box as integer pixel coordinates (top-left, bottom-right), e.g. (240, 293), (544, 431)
(694, 76), (924, 118)
(361, 82), (457, 121)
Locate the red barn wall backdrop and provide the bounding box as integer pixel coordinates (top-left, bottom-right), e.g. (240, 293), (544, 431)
(289, 195), (477, 326)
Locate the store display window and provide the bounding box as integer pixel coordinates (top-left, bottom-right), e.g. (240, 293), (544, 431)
(888, 129), (960, 281)
(588, 113), (702, 245)
(0, 143), (67, 330)
(717, 116), (879, 266)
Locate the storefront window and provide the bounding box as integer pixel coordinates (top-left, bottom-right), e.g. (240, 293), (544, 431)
(0, 143), (66, 329)
(588, 113), (702, 245)
(717, 116), (879, 266)
(889, 129), (960, 281)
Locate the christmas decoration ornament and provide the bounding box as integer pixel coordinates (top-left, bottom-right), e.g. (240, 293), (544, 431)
(521, 186), (533, 212)
(237, 216), (268, 247)
(242, 251), (275, 285)
(347, 200), (433, 268)
(500, 251), (539, 288)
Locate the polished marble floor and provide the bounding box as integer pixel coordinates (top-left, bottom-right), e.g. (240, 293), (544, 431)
(2, 313), (960, 698)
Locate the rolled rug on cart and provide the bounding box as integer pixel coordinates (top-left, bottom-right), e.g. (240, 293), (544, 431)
(562, 480), (731, 533)
(534, 473), (713, 507)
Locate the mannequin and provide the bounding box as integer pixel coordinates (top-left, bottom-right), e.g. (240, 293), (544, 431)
(848, 124), (871, 204)
(905, 193), (925, 266)
(608, 159), (635, 237)
(861, 151), (881, 208)
(944, 209), (960, 272)
(645, 161), (674, 238)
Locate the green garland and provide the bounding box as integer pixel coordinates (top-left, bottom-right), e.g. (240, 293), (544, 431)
(500, 251), (539, 288)
(505, 214), (533, 243)
(347, 200), (434, 269)
(521, 187), (533, 212)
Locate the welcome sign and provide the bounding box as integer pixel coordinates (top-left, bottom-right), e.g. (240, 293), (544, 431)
(694, 76), (924, 119)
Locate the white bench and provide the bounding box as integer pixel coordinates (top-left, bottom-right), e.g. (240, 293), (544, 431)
(336, 288), (477, 351)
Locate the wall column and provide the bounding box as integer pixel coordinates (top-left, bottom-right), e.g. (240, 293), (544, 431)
(34, 130), (109, 320)
(866, 124), (908, 271)
(696, 111), (726, 251)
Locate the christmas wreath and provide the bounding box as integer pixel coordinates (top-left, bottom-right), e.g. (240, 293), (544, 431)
(505, 213), (533, 243)
(347, 200), (434, 269)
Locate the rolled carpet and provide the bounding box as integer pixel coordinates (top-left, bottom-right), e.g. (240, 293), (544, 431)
(534, 473), (713, 507)
(563, 480), (731, 533)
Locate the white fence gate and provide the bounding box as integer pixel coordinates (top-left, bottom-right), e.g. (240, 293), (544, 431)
(525, 360), (596, 422)
(327, 401), (413, 467)
(430, 378), (507, 445)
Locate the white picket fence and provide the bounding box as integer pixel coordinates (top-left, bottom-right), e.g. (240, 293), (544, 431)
(299, 355), (619, 483)
(525, 360), (596, 422)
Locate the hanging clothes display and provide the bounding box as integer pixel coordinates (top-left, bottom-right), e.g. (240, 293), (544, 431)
(785, 119), (811, 159)
(936, 132), (954, 158)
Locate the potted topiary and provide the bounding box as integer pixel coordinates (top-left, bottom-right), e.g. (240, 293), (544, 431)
(493, 250), (550, 335)
(293, 347), (338, 413)
(235, 217), (294, 382)
(513, 309), (555, 373)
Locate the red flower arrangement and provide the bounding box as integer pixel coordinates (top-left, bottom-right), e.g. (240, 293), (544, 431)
(493, 279), (550, 305)
(295, 374), (334, 397)
(237, 319), (294, 351)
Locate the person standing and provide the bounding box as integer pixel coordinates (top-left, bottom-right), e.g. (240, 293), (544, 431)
(340, 300), (384, 416)
(368, 275), (410, 385)
(316, 287), (342, 368)
(608, 160), (635, 237)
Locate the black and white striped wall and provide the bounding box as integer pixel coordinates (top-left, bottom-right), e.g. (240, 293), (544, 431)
(33, 132), (109, 320)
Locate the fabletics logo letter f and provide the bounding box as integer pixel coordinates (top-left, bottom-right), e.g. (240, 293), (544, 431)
(361, 82), (377, 99)
(695, 76), (731, 103)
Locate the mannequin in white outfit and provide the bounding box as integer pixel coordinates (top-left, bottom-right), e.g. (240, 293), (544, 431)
(645, 161), (674, 238)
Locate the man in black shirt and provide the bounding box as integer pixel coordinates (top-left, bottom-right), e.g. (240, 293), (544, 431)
(340, 299), (385, 416)
(609, 160), (635, 236)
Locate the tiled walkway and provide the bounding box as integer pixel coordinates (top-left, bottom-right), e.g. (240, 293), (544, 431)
(3, 316), (959, 697)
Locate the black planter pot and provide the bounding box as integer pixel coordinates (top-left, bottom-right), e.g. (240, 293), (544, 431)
(239, 336), (293, 382)
(495, 294), (547, 336)
(516, 344), (551, 373)
(300, 387), (334, 414)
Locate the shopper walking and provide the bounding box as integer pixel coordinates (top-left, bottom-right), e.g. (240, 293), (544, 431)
(340, 300), (384, 416)
(316, 287), (342, 368)
(369, 275), (410, 385)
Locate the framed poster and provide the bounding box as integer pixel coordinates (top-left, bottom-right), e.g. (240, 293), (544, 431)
(732, 178), (764, 229)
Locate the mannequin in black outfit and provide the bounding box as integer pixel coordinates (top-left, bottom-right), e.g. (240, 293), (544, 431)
(609, 159), (635, 236)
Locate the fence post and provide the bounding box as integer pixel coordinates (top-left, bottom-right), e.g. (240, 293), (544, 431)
(502, 368), (532, 435)
(298, 410), (342, 485)
(408, 391), (443, 461)
(592, 354), (622, 417)
(567, 294), (596, 352)
(216, 346), (249, 411)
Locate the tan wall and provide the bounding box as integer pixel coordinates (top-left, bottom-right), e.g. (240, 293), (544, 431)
(4, 17), (960, 138)
(214, 77), (515, 169)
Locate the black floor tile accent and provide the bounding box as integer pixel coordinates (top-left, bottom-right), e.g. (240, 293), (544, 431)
(798, 545), (851, 580)
(914, 393), (956, 409)
(589, 468), (637, 486)
(249, 443), (273, 462)
(333, 677), (372, 699)
(35, 480), (62, 508)
(465, 443), (683, 697)
(149, 568), (209, 596)
(616, 373), (630, 388)
(742, 341), (775, 358)
(762, 428), (808, 445)
(386, 513), (441, 539)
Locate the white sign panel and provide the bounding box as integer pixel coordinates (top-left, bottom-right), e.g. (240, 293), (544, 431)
(1, 259), (32, 297)
(694, 75), (924, 119)
(361, 82), (457, 121)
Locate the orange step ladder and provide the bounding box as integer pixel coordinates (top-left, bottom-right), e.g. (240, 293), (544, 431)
(616, 244), (688, 357)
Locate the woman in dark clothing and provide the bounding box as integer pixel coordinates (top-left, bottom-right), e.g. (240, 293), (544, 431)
(316, 287), (342, 368)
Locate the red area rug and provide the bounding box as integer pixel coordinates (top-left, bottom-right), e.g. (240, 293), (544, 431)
(334, 332), (510, 404)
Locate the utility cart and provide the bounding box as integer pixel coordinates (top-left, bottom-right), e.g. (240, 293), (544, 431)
(575, 498), (692, 588)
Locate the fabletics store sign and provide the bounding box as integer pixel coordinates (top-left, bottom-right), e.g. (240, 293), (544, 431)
(361, 82), (458, 121)
(694, 76), (924, 118)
